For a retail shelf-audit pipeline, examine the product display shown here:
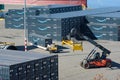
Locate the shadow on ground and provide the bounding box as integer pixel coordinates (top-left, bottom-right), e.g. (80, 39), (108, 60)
(57, 45), (69, 50)
(16, 45), (69, 51)
(16, 45), (38, 51)
(56, 45), (70, 53)
(110, 61), (120, 70)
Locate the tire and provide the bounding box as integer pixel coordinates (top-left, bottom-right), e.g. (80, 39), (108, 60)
(83, 63), (90, 69)
(106, 62), (112, 68)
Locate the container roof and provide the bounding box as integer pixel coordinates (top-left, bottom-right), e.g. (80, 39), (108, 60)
(31, 7), (120, 19)
(0, 49), (56, 66)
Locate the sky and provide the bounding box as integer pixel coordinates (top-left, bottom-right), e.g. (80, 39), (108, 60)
(87, 0), (120, 8)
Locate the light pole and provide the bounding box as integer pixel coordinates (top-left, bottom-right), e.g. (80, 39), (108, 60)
(24, 0), (27, 51)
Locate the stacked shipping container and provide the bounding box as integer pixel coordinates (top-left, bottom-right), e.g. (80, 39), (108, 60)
(27, 14), (84, 42)
(28, 7), (120, 45)
(0, 49), (58, 80)
(5, 4), (82, 29)
(86, 12), (120, 41)
(5, 9), (24, 29)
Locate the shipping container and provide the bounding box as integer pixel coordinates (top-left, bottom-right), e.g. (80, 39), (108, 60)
(86, 12), (120, 25)
(0, 50), (58, 80)
(87, 23), (120, 41)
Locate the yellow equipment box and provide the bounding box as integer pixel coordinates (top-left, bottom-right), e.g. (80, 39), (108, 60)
(62, 40), (83, 51)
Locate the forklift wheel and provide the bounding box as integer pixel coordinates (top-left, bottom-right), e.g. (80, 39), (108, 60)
(83, 63), (90, 69)
(106, 62), (112, 68)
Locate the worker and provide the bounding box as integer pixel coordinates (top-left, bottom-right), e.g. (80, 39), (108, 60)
(94, 52), (100, 60)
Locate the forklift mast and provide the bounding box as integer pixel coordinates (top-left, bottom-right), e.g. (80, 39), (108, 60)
(81, 35), (111, 59)
(70, 28), (111, 58)
(82, 35), (110, 54)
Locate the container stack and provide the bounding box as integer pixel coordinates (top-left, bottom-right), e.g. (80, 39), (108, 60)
(86, 12), (120, 41)
(5, 4), (82, 29)
(27, 11), (85, 43)
(5, 9), (24, 29)
(28, 7), (120, 46)
(0, 50), (58, 80)
(29, 33), (52, 47)
(5, 7), (120, 30)
(25, 4), (82, 47)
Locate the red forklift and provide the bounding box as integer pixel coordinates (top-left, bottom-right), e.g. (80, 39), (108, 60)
(69, 28), (112, 69)
(80, 35), (112, 69)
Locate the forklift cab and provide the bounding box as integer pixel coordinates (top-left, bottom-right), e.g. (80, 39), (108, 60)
(93, 52), (100, 60)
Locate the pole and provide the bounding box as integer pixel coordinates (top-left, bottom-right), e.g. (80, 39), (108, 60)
(24, 0), (27, 51)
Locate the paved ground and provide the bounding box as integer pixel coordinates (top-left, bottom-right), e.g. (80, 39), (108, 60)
(0, 4), (120, 80)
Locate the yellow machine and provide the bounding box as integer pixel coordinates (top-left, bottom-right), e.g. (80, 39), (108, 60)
(0, 41), (17, 50)
(0, 42), (15, 45)
(62, 40), (83, 51)
(47, 43), (58, 53)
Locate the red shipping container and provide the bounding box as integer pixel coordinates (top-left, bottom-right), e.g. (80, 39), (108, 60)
(0, 0), (87, 6)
